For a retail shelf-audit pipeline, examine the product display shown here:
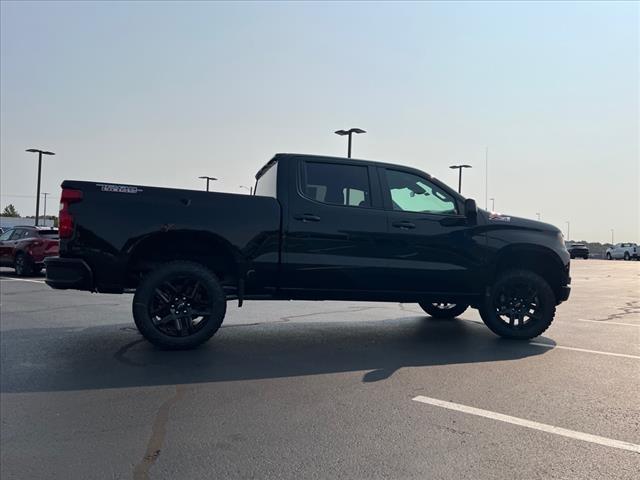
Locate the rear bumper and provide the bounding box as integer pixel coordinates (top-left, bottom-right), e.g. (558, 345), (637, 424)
(44, 257), (94, 291)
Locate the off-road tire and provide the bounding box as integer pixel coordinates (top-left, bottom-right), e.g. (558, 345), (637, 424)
(479, 269), (556, 340)
(419, 302), (469, 319)
(132, 261), (226, 350)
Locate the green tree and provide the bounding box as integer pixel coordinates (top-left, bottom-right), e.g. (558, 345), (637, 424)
(1, 204), (20, 217)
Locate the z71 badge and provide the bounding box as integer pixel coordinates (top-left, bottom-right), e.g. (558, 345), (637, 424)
(96, 183), (143, 194)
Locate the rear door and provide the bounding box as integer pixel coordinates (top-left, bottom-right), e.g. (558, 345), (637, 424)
(380, 167), (484, 295)
(281, 158), (389, 294)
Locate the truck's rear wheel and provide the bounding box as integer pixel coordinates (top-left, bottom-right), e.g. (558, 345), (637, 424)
(132, 261), (226, 349)
(479, 269), (556, 339)
(419, 302), (468, 319)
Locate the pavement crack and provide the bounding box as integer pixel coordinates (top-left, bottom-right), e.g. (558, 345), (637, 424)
(114, 339), (146, 367)
(397, 303), (424, 314)
(591, 300), (640, 322)
(8, 302), (122, 314)
(222, 306), (381, 328)
(133, 385), (187, 480)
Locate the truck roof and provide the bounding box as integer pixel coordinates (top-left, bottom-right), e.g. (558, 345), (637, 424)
(257, 153), (435, 181)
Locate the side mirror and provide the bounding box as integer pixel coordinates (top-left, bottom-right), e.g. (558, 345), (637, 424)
(464, 198), (478, 221)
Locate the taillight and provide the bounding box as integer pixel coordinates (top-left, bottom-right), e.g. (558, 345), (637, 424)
(59, 188), (83, 239)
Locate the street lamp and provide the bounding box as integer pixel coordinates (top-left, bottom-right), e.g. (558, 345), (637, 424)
(42, 192), (50, 226)
(565, 221), (570, 241)
(25, 149), (55, 226)
(334, 128), (366, 158)
(489, 197), (495, 211)
(611, 228), (614, 245)
(239, 185), (253, 195)
(449, 164), (472, 193)
(198, 176), (217, 192)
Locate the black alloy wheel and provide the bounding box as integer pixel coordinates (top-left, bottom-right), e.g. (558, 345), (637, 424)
(479, 269), (555, 339)
(133, 261), (226, 349)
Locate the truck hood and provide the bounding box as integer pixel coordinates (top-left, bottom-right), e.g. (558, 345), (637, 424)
(482, 210), (562, 235)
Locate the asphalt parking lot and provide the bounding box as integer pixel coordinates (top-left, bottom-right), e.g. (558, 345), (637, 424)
(1, 260), (638, 479)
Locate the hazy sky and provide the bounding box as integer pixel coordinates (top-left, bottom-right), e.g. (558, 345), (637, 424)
(1, 1), (638, 242)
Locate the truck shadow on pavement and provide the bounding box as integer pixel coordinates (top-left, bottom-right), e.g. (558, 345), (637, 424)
(0, 316), (555, 393)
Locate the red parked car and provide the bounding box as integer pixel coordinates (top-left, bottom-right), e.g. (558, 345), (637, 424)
(0, 226), (59, 276)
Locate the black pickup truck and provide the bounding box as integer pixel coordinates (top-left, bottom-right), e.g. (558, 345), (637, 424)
(46, 153), (571, 349)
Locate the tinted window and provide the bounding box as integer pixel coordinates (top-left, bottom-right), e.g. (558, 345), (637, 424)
(255, 162), (277, 198)
(385, 169), (457, 214)
(39, 229), (59, 237)
(303, 162), (371, 207)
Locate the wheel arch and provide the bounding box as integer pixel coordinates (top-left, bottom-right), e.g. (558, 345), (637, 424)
(492, 244), (568, 302)
(124, 230), (245, 290)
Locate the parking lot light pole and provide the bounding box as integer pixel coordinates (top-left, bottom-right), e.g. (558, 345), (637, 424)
(239, 185), (253, 195)
(334, 128), (366, 158)
(25, 149), (55, 226)
(449, 164), (472, 193)
(198, 176), (217, 192)
(42, 192), (50, 225)
(490, 197), (495, 211)
(611, 229), (614, 245)
(565, 221), (570, 241)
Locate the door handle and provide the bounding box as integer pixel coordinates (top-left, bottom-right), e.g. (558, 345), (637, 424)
(294, 213), (321, 222)
(392, 221), (416, 230)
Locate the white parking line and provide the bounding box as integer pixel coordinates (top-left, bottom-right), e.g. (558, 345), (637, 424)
(576, 318), (640, 327)
(529, 342), (640, 359)
(0, 277), (46, 284)
(412, 395), (640, 454)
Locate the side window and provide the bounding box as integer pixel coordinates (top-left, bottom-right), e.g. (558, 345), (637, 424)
(385, 169), (457, 215)
(0, 229), (14, 241)
(254, 162), (278, 198)
(10, 229), (25, 240)
(303, 162), (371, 208)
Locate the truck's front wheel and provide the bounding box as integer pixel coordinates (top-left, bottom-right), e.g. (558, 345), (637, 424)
(132, 261), (226, 349)
(479, 269), (556, 339)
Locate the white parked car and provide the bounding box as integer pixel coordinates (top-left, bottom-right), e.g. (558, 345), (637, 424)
(605, 243), (638, 260)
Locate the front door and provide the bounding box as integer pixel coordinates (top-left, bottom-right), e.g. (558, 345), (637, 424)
(380, 167), (484, 296)
(281, 159), (389, 295)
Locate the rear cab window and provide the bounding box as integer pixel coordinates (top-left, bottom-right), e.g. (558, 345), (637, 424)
(254, 161), (278, 198)
(301, 161), (371, 208)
